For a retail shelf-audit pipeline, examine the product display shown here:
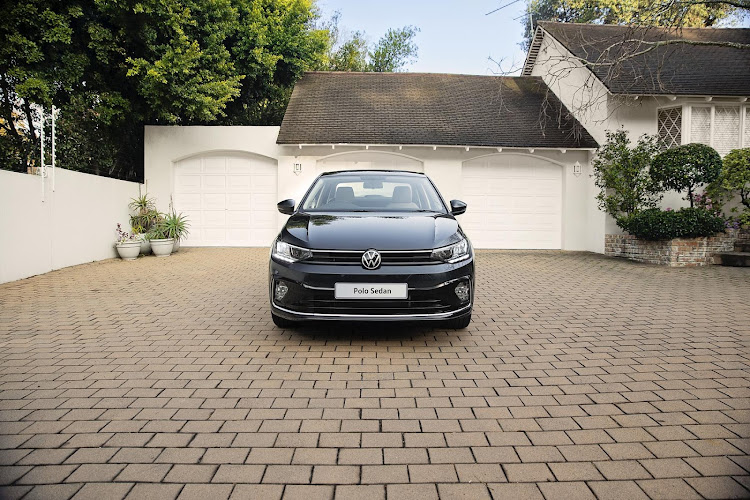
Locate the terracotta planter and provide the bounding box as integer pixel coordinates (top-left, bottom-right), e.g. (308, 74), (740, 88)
(150, 238), (174, 257)
(115, 241), (141, 261)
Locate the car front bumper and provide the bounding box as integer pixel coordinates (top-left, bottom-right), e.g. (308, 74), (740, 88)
(269, 257), (474, 322)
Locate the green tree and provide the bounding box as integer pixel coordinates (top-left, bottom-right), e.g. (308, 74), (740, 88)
(708, 147), (750, 210)
(317, 13), (419, 72)
(368, 26), (420, 72)
(592, 129), (662, 219)
(520, 0), (742, 49)
(651, 143), (722, 207)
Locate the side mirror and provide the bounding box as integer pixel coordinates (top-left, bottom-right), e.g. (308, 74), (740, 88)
(277, 199), (295, 215)
(450, 200), (467, 216)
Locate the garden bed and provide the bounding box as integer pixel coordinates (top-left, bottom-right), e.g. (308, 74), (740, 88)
(605, 229), (742, 267)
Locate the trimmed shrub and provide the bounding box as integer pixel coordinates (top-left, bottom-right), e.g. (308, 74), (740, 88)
(618, 208), (725, 241)
(651, 143), (722, 207)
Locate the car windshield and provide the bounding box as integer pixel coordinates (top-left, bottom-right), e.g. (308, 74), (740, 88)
(300, 173), (448, 213)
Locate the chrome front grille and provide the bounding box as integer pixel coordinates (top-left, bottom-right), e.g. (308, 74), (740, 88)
(308, 249), (437, 265)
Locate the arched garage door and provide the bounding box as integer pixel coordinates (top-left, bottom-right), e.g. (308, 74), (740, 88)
(173, 152), (277, 247)
(316, 151), (423, 174)
(461, 155), (562, 249)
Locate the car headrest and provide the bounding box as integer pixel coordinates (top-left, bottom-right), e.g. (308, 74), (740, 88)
(392, 186), (412, 204)
(335, 186), (355, 202)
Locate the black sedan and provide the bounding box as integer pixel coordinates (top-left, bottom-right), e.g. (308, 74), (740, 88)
(269, 170), (474, 329)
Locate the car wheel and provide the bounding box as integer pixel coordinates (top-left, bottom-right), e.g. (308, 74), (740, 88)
(445, 314), (471, 329)
(272, 313), (294, 328)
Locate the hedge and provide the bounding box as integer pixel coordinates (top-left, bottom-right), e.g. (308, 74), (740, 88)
(617, 208), (725, 241)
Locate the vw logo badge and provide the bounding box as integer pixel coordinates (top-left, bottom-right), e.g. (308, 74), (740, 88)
(361, 249), (381, 270)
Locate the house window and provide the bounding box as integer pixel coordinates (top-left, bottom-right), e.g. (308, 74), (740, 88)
(657, 107), (682, 149)
(689, 105), (742, 156)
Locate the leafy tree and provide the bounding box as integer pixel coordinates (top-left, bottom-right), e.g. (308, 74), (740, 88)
(650, 143), (722, 207)
(708, 147), (750, 210)
(317, 13), (419, 72)
(520, 0), (741, 49)
(592, 129), (662, 219)
(368, 26), (420, 72)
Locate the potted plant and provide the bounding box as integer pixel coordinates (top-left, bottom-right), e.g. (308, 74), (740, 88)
(129, 195), (159, 255)
(115, 224), (141, 261)
(161, 212), (190, 253)
(148, 215), (174, 257)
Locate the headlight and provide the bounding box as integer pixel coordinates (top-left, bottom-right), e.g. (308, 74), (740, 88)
(272, 240), (312, 263)
(431, 238), (470, 263)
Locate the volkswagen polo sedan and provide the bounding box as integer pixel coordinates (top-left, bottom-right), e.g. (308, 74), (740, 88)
(269, 171), (474, 328)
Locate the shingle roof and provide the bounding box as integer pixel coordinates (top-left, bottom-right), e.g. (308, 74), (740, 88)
(277, 72), (598, 149)
(528, 22), (750, 96)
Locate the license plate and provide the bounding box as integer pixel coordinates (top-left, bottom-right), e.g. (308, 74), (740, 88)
(335, 283), (408, 300)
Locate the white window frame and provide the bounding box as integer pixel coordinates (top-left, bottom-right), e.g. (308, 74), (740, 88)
(657, 102), (749, 153)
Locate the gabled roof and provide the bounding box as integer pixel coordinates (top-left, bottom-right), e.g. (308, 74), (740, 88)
(278, 72), (598, 149)
(524, 22), (750, 96)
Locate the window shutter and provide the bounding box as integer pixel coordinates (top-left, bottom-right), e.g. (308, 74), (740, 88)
(713, 106), (740, 155)
(745, 107), (750, 148)
(690, 107), (711, 146)
(657, 108), (681, 149)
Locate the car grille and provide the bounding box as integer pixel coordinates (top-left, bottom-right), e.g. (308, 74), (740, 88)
(308, 250), (437, 265)
(279, 285), (464, 316)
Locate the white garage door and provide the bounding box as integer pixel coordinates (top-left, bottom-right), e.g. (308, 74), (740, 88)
(174, 152), (277, 247)
(461, 155), (562, 249)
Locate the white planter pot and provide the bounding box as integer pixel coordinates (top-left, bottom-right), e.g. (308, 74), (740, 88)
(138, 237), (151, 255)
(115, 241), (141, 261)
(150, 238), (174, 257)
(172, 239), (180, 253)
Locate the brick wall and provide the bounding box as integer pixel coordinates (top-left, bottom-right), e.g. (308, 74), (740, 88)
(605, 230), (740, 267)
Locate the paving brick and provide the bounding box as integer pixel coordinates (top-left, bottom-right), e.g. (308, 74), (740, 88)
(282, 485), (333, 500)
(386, 484), (438, 500)
(503, 463), (554, 483)
(22, 484), (82, 500)
(587, 480), (649, 500)
(311, 465), (359, 484)
(230, 485), (282, 500)
(65, 464), (125, 482)
(437, 483), (492, 500)
(488, 483), (543, 500)
(686, 476), (750, 499)
(211, 465), (265, 483)
(177, 484), (233, 500)
(163, 464), (217, 483)
(124, 484), (183, 500)
(71, 483), (133, 500)
(115, 464), (171, 483)
(262, 465), (311, 484)
(636, 479), (702, 499)
(537, 482), (596, 500)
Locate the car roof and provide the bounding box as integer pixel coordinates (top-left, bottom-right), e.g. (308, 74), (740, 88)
(319, 170), (425, 177)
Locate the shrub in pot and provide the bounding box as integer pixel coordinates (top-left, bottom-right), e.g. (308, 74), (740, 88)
(129, 195), (159, 254)
(115, 224), (141, 260)
(147, 217), (174, 257)
(161, 212), (190, 253)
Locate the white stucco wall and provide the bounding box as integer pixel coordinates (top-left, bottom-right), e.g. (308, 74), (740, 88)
(0, 168), (141, 284)
(144, 126), (604, 252)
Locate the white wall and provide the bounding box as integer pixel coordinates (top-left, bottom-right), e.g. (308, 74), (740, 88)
(0, 169), (141, 284)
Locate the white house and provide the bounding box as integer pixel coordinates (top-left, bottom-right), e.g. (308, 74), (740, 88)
(524, 22), (750, 229)
(143, 23), (750, 253)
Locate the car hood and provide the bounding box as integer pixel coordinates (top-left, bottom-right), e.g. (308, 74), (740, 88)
(281, 212), (463, 250)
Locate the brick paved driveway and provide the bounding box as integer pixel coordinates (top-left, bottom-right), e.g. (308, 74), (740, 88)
(0, 249), (748, 500)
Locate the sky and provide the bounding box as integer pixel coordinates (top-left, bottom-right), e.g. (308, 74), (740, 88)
(316, 0), (532, 75)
